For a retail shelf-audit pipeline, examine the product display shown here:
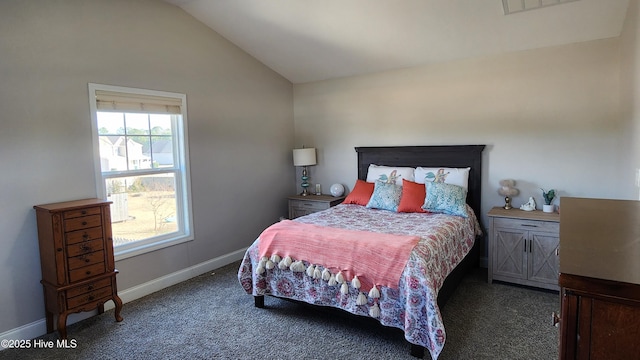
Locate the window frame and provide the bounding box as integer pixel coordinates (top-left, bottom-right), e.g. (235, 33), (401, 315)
(88, 83), (194, 260)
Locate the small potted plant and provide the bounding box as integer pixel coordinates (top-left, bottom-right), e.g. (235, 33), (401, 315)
(541, 188), (556, 213)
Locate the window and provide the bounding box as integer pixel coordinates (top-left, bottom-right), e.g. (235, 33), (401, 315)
(88, 83), (193, 260)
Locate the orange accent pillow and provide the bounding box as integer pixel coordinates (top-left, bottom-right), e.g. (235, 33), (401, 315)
(397, 179), (427, 213)
(343, 180), (375, 206)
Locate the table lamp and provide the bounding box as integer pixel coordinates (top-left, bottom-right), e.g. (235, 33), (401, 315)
(498, 179), (519, 210)
(293, 147), (317, 196)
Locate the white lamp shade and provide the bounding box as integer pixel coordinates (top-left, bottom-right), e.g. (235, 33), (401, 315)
(293, 148), (317, 166)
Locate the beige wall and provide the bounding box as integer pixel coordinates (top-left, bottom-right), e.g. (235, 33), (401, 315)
(0, 0), (293, 335)
(621, 0), (640, 200)
(294, 38), (628, 246)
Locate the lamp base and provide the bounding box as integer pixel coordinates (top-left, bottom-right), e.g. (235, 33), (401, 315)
(300, 166), (311, 196)
(503, 196), (513, 210)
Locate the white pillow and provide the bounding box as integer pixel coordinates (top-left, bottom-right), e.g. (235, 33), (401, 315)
(366, 164), (415, 186)
(414, 167), (470, 190)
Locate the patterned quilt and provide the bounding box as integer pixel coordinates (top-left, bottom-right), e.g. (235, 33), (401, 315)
(238, 204), (481, 360)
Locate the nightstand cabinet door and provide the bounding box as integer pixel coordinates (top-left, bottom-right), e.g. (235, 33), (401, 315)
(528, 232), (560, 286)
(493, 227), (527, 280)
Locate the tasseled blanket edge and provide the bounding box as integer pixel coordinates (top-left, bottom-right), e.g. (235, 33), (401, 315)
(255, 253), (382, 318)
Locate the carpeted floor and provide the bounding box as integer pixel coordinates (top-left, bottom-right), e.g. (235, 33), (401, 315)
(0, 262), (559, 360)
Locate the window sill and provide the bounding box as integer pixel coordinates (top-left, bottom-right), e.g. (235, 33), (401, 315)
(114, 235), (194, 261)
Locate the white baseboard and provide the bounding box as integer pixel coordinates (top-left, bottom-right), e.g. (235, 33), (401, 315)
(0, 248), (247, 345)
(105, 247), (246, 309)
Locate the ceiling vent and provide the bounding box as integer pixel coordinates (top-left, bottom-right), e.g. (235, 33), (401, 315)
(502, 0), (580, 15)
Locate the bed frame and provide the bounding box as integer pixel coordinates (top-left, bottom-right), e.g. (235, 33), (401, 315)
(255, 144), (485, 358)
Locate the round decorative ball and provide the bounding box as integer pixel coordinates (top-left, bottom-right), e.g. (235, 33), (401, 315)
(330, 183), (345, 197)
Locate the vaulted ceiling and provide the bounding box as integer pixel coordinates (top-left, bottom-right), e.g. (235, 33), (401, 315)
(165, 0), (629, 84)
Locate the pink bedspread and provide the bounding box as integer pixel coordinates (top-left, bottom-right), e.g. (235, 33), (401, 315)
(258, 220), (420, 292)
(238, 204), (481, 360)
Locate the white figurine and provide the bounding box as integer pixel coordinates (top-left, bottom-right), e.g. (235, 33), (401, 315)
(519, 197), (536, 211)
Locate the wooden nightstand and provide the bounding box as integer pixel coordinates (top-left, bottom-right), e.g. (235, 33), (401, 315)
(488, 206), (560, 291)
(288, 194), (345, 219)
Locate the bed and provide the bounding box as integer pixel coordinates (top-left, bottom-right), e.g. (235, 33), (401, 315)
(238, 145), (485, 359)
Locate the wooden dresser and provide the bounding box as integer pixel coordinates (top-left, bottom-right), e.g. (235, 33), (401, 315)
(558, 197), (640, 360)
(34, 198), (123, 339)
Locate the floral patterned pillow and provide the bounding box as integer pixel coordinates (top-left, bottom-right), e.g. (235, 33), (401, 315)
(422, 181), (468, 218)
(366, 180), (403, 212)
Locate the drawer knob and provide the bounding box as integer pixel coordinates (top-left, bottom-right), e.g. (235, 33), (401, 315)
(81, 245), (92, 252)
(88, 296), (94, 301)
(85, 258), (91, 263)
(87, 285), (94, 290)
(81, 210), (87, 215)
(85, 270), (92, 275)
(83, 233), (89, 239)
(56, 247), (63, 252)
(82, 221), (87, 226)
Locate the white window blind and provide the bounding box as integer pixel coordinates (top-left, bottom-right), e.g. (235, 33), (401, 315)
(95, 90), (182, 114)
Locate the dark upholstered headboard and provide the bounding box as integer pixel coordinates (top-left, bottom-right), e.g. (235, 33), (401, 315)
(355, 145), (485, 226)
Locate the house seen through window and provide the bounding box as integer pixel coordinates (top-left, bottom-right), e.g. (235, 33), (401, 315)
(89, 84), (193, 259)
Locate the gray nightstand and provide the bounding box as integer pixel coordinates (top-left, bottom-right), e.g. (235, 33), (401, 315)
(288, 194), (345, 219)
(488, 206), (560, 291)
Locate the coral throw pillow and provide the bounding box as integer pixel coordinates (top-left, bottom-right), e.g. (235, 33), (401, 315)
(397, 179), (427, 213)
(343, 180), (375, 206)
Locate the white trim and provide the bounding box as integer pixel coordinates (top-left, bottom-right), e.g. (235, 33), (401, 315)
(108, 248), (247, 308)
(0, 248), (247, 345)
(114, 234), (193, 261)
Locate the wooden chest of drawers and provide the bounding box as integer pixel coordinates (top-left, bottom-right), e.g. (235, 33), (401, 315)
(34, 198), (123, 339)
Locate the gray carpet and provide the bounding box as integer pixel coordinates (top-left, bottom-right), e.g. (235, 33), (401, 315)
(0, 262), (559, 360)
